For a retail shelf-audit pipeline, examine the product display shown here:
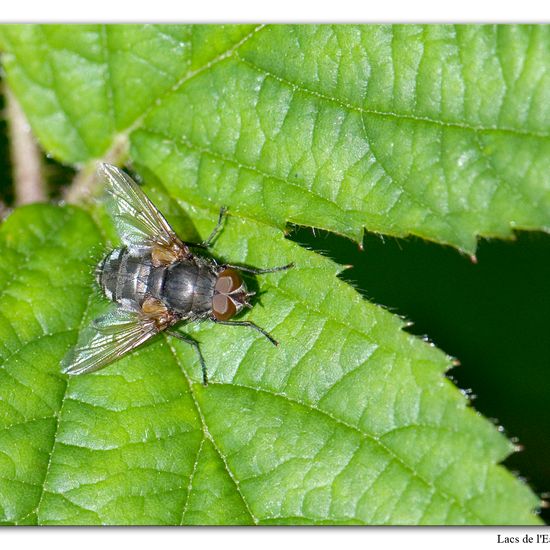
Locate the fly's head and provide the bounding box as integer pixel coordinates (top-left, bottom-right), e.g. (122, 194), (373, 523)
(212, 267), (255, 321)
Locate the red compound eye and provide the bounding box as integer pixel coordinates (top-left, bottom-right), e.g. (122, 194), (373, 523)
(215, 268), (242, 294)
(212, 293), (237, 321)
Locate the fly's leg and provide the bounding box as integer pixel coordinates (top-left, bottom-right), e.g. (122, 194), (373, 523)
(202, 206), (227, 247)
(184, 207), (227, 250)
(222, 262), (294, 275)
(212, 319), (279, 346)
(166, 329), (209, 386)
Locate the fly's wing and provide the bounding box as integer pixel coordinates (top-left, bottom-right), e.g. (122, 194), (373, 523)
(61, 304), (159, 375)
(99, 163), (187, 258)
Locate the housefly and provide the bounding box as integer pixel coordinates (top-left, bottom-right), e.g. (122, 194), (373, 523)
(61, 163), (292, 385)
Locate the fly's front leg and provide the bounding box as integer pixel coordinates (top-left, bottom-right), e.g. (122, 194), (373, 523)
(166, 329), (209, 386)
(184, 207), (227, 250)
(222, 262), (294, 275)
(212, 319), (279, 346)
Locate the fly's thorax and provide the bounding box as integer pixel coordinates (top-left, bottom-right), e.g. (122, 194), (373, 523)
(162, 260), (218, 316)
(212, 267), (254, 321)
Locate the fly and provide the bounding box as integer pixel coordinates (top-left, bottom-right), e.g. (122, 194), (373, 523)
(61, 163), (293, 385)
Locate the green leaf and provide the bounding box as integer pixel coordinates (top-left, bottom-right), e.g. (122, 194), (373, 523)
(0, 203), (540, 525)
(0, 24), (544, 525)
(3, 25), (550, 252)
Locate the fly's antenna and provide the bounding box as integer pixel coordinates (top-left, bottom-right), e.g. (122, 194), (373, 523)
(243, 290), (256, 309)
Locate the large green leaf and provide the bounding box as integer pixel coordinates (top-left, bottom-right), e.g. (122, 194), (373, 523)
(0, 24), (544, 525)
(3, 25), (550, 252)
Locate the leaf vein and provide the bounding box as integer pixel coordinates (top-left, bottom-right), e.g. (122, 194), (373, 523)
(235, 50), (550, 140)
(212, 381), (482, 523)
(165, 337), (259, 525)
(179, 437), (205, 525)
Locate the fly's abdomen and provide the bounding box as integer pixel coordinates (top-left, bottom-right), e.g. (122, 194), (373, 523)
(98, 248), (156, 306)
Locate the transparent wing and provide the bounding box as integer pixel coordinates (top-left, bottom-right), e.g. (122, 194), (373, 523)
(100, 163), (186, 254)
(61, 304), (159, 375)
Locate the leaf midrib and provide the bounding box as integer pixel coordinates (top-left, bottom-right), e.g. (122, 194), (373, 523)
(166, 337), (259, 526)
(117, 24), (265, 141)
(235, 50), (550, 140)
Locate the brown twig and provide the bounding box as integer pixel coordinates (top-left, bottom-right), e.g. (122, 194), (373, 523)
(64, 133), (129, 204)
(0, 200), (11, 220)
(5, 83), (46, 205)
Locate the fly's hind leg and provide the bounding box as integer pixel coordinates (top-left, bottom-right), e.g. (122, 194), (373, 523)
(184, 207), (227, 250)
(166, 329), (209, 386)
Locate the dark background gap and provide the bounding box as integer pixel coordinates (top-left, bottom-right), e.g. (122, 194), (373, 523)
(0, 83), (13, 206)
(290, 226), (550, 523)
(0, 80), (75, 207)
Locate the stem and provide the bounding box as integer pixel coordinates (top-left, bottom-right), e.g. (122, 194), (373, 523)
(64, 133), (129, 204)
(0, 201), (10, 220)
(5, 84), (46, 205)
